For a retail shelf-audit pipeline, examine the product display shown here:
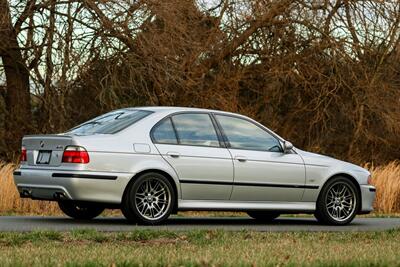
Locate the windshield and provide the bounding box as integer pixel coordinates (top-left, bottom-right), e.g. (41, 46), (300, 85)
(68, 109), (152, 135)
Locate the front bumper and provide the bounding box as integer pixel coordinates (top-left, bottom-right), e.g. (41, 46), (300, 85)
(359, 184), (376, 214)
(13, 168), (133, 204)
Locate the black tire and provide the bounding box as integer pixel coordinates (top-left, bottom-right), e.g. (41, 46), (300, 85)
(315, 176), (360, 225)
(58, 201), (105, 220)
(121, 190), (138, 223)
(122, 172), (175, 225)
(247, 211), (280, 222)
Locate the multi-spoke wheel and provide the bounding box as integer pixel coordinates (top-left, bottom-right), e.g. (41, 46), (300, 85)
(122, 172), (175, 225)
(315, 177), (359, 225)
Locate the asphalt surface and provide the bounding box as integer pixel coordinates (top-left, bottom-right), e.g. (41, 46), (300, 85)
(0, 216), (399, 232)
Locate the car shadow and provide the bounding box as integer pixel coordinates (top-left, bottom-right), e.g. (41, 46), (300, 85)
(166, 217), (320, 225)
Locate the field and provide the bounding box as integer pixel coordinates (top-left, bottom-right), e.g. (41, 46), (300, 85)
(1, 161), (400, 215)
(0, 229), (399, 266)
(1, 162), (400, 266)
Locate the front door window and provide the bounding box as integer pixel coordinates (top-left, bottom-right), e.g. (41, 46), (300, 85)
(215, 115), (281, 152)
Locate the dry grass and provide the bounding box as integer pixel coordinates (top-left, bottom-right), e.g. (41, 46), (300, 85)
(370, 161), (400, 213)
(1, 161), (400, 215)
(0, 162), (60, 215)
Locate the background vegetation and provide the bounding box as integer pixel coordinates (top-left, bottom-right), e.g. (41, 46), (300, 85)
(0, 0), (399, 164)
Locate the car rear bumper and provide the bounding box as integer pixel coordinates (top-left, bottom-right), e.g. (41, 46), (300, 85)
(13, 168), (133, 204)
(359, 184), (376, 214)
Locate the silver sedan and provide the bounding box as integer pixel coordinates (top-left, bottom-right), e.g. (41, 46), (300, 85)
(13, 107), (376, 225)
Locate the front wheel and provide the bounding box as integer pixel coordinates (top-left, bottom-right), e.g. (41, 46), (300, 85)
(247, 211), (280, 222)
(315, 177), (360, 225)
(122, 172), (175, 225)
(58, 201), (105, 220)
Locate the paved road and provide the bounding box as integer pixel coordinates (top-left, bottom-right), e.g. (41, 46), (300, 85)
(0, 216), (400, 232)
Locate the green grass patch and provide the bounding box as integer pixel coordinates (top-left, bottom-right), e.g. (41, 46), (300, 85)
(1, 229), (400, 266)
(0, 230), (63, 246)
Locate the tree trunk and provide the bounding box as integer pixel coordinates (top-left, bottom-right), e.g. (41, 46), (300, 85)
(0, 0), (32, 158)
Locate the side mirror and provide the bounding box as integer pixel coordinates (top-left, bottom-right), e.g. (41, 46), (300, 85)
(283, 141), (293, 153)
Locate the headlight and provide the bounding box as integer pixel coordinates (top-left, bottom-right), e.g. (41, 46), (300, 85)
(367, 175), (372, 185)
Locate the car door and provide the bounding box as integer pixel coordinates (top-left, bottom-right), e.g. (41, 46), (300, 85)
(214, 114), (306, 202)
(151, 112), (234, 200)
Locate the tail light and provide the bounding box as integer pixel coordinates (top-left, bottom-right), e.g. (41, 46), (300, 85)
(20, 147), (27, 162)
(62, 146), (90, 164)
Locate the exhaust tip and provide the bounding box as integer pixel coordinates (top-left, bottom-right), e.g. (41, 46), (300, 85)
(53, 192), (66, 200)
(20, 189), (32, 198)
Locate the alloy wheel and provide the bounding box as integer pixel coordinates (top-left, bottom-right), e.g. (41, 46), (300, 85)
(325, 182), (357, 222)
(134, 178), (172, 221)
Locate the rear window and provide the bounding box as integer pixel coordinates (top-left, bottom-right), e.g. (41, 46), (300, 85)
(68, 110), (152, 135)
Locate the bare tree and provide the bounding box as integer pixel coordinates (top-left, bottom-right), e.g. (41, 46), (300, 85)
(0, 0), (32, 157)
(0, 0), (399, 163)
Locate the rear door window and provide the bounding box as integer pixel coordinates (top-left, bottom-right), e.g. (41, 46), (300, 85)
(171, 113), (220, 147)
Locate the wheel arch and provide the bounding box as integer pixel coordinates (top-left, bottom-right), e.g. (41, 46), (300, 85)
(122, 169), (179, 213)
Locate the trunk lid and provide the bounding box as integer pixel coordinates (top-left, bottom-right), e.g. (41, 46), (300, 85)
(22, 134), (74, 167)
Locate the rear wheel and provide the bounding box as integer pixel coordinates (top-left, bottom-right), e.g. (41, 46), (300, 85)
(58, 201), (105, 220)
(122, 172), (175, 225)
(247, 211), (280, 222)
(315, 177), (359, 225)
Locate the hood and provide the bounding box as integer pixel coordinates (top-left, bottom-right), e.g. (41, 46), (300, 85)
(295, 148), (368, 174)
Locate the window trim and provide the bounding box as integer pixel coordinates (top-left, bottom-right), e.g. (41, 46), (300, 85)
(150, 111), (225, 148)
(211, 113), (284, 153)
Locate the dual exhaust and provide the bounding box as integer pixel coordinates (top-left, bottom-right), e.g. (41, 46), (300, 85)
(53, 192), (67, 200)
(19, 189), (67, 200)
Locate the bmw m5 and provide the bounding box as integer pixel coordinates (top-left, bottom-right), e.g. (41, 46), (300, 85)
(13, 107), (376, 225)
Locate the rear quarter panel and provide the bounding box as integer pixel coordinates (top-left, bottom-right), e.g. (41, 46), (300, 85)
(70, 110), (181, 199)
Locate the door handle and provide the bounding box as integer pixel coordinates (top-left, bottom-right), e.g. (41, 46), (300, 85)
(166, 152), (180, 158)
(235, 155), (247, 162)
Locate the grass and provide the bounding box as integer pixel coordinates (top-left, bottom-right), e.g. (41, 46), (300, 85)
(0, 162), (60, 215)
(0, 229), (400, 266)
(1, 161), (400, 215)
(369, 161), (400, 213)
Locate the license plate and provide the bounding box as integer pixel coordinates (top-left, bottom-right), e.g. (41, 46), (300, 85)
(36, 151), (52, 164)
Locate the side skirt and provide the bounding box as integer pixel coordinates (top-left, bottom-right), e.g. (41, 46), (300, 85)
(178, 200), (316, 212)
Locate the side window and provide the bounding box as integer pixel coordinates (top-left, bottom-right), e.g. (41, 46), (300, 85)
(171, 113), (220, 147)
(152, 118), (178, 144)
(216, 115), (282, 152)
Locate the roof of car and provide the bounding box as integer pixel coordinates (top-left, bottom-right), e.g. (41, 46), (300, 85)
(122, 106), (285, 141)
(126, 106), (238, 115)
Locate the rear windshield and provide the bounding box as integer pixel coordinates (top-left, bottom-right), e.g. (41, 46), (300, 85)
(68, 110), (152, 135)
